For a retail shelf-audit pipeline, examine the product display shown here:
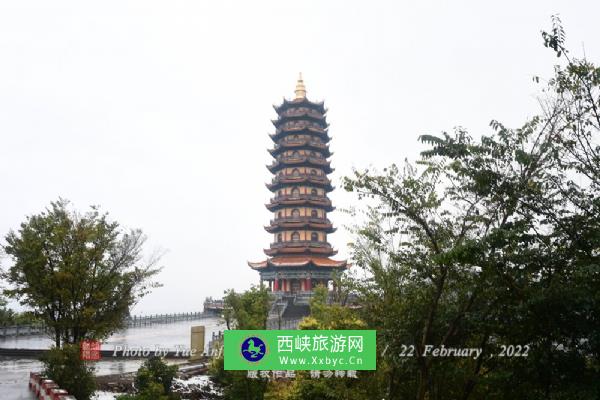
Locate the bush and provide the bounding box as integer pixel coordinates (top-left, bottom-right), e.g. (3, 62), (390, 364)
(117, 382), (171, 400)
(117, 357), (179, 400)
(41, 344), (96, 400)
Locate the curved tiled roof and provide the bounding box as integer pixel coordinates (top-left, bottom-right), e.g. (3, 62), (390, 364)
(248, 256), (348, 270)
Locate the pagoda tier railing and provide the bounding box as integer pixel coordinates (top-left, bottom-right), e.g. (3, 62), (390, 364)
(269, 194), (332, 204)
(270, 216), (332, 225)
(268, 174), (332, 187)
(274, 98), (326, 114)
(268, 240), (333, 250)
(274, 155), (328, 164)
(270, 139), (329, 152)
(270, 129), (331, 143)
(275, 124), (328, 134)
(273, 113), (327, 125)
(279, 108), (326, 120)
(267, 156), (332, 173)
(266, 222), (336, 234)
(271, 173), (331, 183)
(265, 246), (337, 257)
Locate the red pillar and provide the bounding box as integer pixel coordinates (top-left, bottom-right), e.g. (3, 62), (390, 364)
(307, 277), (312, 291)
(273, 279), (279, 291)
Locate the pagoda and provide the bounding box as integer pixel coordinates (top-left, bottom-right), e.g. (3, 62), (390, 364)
(248, 74), (347, 301)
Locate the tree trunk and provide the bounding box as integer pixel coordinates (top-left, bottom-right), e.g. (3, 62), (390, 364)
(417, 369), (429, 400)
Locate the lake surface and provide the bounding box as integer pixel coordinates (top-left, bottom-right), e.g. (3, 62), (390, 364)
(0, 317), (225, 399)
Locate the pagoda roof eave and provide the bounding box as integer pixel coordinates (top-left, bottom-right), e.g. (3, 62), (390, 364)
(269, 128), (331, 143)
(266, 161), (333, 174)
(272, 116), (328, 129)
(266, 180), (334, 193)
(248, 256), (348, 270)
(274, 98), (326, 114)
(269, 148), (332, 158)
(265, 224), (336, 233)
(266, 200), (335, 212)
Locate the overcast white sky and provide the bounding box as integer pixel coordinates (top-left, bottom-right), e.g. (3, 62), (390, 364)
(1, 1), (598, 314)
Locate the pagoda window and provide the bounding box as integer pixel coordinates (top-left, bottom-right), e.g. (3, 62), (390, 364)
(310, 188), (318, 196)
(278, 211), (282, 219)
(277, 233), (282, 242)
(291, 231), (300, 242)
(292, 209), (300, 218)
(310, 169), (317, 175)
(291, 188), (300, 197)
(293, 135), (299, 140)
(292, 168), (300, 177)
(311, 209), (318, 218)
(278, 190), (283, 197)
(292, 151), (300, 158)
(311, 232), (319, 242)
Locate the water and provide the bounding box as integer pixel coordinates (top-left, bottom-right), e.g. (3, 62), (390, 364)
(0, 317), (225, 399)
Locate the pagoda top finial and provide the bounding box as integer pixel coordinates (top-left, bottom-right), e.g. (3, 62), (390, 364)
(294, 72), (306, 99)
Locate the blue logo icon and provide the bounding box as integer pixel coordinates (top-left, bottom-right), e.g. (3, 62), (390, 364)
(241, 336), (266, 362)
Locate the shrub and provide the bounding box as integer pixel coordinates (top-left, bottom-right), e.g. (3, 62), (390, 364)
(41, 344), (96, 400)
(117, 357), (179, 400)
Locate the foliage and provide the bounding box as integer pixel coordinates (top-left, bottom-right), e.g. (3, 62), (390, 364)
(290, 286), (378, 400)
(135, 356), (179, 395)
(0, 296), (15, 325)
(0, 297), (41, 325)
(298, 285), (366, 330)
(222, 285), (270, 330)
(210, 356), (269, 400)
(2, 199), (161, 346)
(210, 285), (270, 400)
(41, 344), (96, 400)
(116, 382), (171, 400)
(342, 17), (600, 400)
(117, 357), (180, 400)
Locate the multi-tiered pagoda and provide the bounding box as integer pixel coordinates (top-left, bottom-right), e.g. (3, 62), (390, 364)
(248, 75), (347, 300)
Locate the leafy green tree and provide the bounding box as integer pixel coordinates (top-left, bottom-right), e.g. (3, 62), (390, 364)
(2, 199), (161, 347)
(289, 285), (379, 400)
(41, 344), (96, 400)
(135, 356), (179, 395)
(0, 295), (15, 325)
(298, 285), (366, 330)
(210, 285), (270, 400)
(222, 285), (270, 330)
(343, 17), (600, 400)
(117, 357), (180, 400)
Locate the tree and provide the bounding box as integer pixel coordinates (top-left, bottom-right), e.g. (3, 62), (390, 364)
(298, 285), (366, 330)
(41, 344), (96, 400)
(210, 285), (270, 400)
(117, 357), (180, 400)
(289, 286), (379, 400)
(2, 199), (161, 347)
(222, 285), (270, 330)
(343, 17), (600, 400)
(0, 295), (15, 325)
(135, 356), (179, 396)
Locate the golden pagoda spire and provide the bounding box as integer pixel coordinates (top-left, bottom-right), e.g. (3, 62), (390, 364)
(294, 72), (306, 99)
